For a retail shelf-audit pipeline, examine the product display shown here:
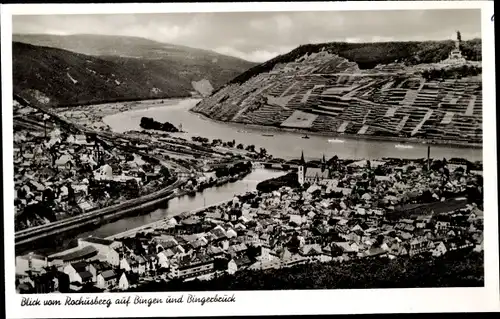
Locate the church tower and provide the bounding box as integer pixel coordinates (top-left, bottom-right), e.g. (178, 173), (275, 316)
(298, 151), (306, 186)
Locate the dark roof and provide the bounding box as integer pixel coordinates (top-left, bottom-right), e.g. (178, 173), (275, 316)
(100, 270), (118, 280)
(78, 271), (93, 280)
(211, 228), (227, 240)
(71, 261), (88, 272)
(90, 261), (113, 272)
(300, 244), (323, 256)
(52, 246), (98, 262)
(234, 256), (252, 267)
(181, 217), (200, 225)
(178, 255), (214, 270)
(229, 243), (248, 254)
(81, 237), (114, 246)
(207, 245), (224, 256)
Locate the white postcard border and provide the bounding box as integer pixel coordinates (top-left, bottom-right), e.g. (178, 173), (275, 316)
(2, 1), (498, 318)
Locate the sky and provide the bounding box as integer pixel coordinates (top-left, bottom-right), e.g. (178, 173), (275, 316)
(12, 9), (481, 62)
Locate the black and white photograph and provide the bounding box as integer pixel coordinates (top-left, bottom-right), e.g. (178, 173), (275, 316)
(2, 1), (498, 318)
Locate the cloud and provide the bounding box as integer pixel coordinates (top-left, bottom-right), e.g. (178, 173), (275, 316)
(213, 46), (291, 63)
(12, 9), (482, 63)
(274, 15), (292, 32)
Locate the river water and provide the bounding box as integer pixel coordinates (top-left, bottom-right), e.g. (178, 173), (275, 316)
(103, 98), (483, 162)
(73, 168), (284, 241)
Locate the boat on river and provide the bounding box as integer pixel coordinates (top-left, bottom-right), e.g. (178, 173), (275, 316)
(302, 134), (310, 139)
(328, 138), (345, 143)
(395, 143), (414, 149)
(262, 134), (274, 137)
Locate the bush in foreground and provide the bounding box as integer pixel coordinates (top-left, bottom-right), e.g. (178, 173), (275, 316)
(129, 251), (483, 292)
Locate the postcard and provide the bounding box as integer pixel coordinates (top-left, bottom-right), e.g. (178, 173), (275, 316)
(1, 1), (498, 318)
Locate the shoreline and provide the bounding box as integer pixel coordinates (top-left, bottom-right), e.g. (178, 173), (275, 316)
(54, 98), (192, 132)
(59, 97), (482, 150)
(189, 109), (483, 150)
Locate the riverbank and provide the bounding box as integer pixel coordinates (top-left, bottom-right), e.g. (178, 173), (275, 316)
(189, 109), (483, 150)
(22, 168), (285, 256)
(55, 98), (187, 132)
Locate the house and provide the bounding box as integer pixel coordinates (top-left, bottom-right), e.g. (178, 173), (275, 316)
(88, 261), (113, 282)
(409, 237), (431, 256)
(118, 272), (138, 290)
(473, 237), (484, 252)
(435, 221), (451, 231)
(76, 271), (93, 285)
(156, 251), (170, 269)
(120, 257), (137, 273)
(389, 242), (408, 257)
(55, 154), (74, 170)
(362, 247), (388, 258)
(227, 256), (252, 275)
(16, 253), (49, 274)
(96, 270), (119, 289)
(49, 246), (98, 266)
(206, 245), (225, 258)
(228, 243), (248, 258)
(77, 237), (122, 266)
(299, 244), (323, 260)
(170, 255), (215, 280)
(432, 241), (448, 257)
(63, 262), (92, 284)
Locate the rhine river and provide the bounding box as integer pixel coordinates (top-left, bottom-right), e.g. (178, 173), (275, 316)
(103, 98), (483, 162)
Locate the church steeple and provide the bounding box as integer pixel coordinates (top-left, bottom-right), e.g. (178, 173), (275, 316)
(298, 151), (306, 187)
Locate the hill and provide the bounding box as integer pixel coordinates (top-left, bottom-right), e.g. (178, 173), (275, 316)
(12, 34), (256, 106)
(192, 39), (483, 145)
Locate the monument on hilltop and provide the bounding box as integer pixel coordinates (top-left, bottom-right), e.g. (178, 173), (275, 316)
(441, 30), (467, 64)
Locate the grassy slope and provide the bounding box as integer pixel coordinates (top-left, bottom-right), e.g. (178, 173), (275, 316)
(13, 34), (256, 107)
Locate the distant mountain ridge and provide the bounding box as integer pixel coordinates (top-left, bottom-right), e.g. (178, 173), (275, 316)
(225, 39), (482, 87)
(13, 34), (253, 64)
(12, 34), (257, 106)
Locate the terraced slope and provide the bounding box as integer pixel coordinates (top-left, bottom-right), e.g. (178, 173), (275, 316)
(193, 43), (482, 144)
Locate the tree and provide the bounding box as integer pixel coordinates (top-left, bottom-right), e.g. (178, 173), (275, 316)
(237, 143), (244, 150)
(287, 234), (301, 254)
(160, 166), (171, 180)
(330, 244), (344, 257)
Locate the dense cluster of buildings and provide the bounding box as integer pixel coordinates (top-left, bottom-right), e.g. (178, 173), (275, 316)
(15, 153), (483, 293)
(13, 103), (171, 231)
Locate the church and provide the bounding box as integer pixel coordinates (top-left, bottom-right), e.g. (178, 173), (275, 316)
(297, 151), (333, 186)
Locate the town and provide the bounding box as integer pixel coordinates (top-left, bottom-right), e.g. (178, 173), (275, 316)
(15, 148), (484, 293)
(13, 96), (267, 235)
